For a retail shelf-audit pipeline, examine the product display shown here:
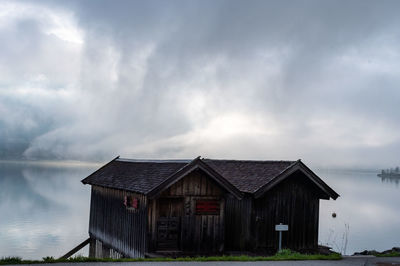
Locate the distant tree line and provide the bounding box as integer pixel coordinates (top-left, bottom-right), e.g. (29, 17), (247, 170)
(381, 166), (400, 174)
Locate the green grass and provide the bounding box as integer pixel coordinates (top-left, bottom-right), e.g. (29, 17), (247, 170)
(0, 258), (23, 265)
(0, 250), (341, 265)
(376, 251), (400, 257)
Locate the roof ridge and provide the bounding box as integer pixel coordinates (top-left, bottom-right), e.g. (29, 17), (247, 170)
(203, 158), (296, 163)
(116, 158), (192, 163)
(115, 157), (296, 163)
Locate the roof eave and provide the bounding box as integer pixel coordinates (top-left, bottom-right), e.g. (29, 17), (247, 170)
(81, 156), (120, 185)
(297, 160), (340, 200)
(253, 160), (339, 200)
(90, 183), (146, 195)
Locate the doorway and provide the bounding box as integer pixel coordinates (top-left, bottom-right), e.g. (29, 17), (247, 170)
(156, 198), (183, 251)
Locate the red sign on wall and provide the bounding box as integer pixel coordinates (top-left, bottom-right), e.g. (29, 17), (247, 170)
(196, 200), (220, 215)
(124, 196), (139, 209)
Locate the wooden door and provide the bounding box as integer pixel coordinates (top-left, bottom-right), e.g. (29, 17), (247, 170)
(157, 198), (183, 251)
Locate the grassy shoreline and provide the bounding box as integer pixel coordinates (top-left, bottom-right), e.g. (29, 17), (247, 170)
(375, 251), (400, 257)
(0, 250), (342, 264)
(5, 249), (400, 264)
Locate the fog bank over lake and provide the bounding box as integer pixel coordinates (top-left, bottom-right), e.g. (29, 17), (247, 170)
(0, 160), (399, 259)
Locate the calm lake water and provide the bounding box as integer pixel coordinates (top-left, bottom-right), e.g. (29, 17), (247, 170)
(0, 161), (399, 259)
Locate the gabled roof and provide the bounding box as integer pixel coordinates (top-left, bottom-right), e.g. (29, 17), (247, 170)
(82, 156), (339, 200)
(253, 160), (339, 200)
(147, 157), (243, 199)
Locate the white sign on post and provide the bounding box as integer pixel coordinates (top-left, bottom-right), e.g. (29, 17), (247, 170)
(275, 223), (288, 251)
(275, 224), (288, 231)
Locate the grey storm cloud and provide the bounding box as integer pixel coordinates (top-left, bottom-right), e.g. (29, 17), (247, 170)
(0, 0), (400, 168)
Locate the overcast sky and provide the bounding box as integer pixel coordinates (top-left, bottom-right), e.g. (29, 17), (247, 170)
(0, 0), (399, 168)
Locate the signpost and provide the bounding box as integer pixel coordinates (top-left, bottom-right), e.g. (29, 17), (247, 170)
(275, 223), (288, 251)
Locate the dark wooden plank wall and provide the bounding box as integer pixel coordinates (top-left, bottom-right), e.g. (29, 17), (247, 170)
(253, 171), (321, 252)
(224, 195), (253, 251)
(148, 169), (225, 253)
(89, 185), (147, 258)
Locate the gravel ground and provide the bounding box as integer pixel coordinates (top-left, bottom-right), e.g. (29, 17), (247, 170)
(3, 256), (400, 266)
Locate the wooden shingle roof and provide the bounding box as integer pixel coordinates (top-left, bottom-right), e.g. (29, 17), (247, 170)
(82, 156), (339, 199)
(203, 159), (296, 193)
(82, 158), (189, 194)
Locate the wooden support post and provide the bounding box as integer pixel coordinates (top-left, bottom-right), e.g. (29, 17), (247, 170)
(60, 238), (91, 259)
(95, 239), (102, 258)
(102, 244), (111, 258)
(89, 238), (96, 258)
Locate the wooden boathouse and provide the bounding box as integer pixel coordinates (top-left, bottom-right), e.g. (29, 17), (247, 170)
(81, 156), (339, 258)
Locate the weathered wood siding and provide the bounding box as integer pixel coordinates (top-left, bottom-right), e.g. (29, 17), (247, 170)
(224, 195), (253, 251)
(148, 169), (225, 253)
(89, 185), (147, 258)
(253, 171), (321, 252)
(87, 169), (325, 256)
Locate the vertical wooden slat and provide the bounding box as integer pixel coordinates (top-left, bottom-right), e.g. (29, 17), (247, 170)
(88, 186), (147, 258)
(251, 171), (322, 252)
